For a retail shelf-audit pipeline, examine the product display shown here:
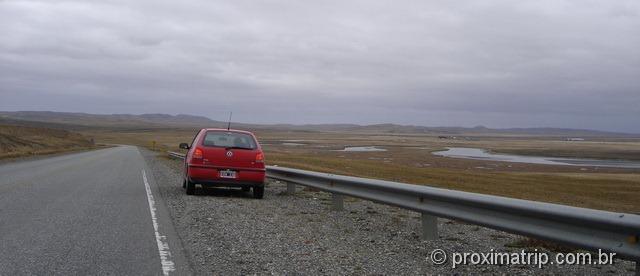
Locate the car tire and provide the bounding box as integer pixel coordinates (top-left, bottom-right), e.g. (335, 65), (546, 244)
(186, 180), (195, 195)
(253, 186), (264, 199)
(242, 187), (250, 192)
(182, 179), (186, 189)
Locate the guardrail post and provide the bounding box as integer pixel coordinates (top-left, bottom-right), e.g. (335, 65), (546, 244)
(421, 213), (438, 240)
(331, 193), (344, 211)
(286, 183), (295, 195)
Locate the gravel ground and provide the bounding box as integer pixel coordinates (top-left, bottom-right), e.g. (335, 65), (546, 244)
(140, 148), (637, 275)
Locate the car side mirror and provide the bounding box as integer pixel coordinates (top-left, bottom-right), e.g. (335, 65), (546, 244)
(179, 143), (190, 149)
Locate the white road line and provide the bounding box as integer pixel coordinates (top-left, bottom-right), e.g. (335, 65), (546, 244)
(142, 170), (175, 276)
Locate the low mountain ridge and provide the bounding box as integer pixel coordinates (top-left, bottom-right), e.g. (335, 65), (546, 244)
(0, 111), (634, 136)
(0, 111), (224, 129)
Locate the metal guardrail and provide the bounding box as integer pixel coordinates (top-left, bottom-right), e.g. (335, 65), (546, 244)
(168, 151), (186, 159)
(168, 151), (640, 267)
(266, 166), (640, 263)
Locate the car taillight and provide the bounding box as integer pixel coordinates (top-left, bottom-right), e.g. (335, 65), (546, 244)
(193, 148), (203, 159)
(255, 152), (264, 163)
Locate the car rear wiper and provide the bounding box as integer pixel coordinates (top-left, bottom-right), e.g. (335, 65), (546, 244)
(225, 146), (254, 150)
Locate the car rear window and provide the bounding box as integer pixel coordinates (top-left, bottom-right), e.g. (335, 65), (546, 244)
(202, 131), (257, 149)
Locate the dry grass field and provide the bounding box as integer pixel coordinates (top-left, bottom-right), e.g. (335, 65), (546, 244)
(82, 128), (640, 213)
(0, 124), (96, 159)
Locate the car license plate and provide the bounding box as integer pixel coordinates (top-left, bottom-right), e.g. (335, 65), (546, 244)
(219, 170), (237, 179)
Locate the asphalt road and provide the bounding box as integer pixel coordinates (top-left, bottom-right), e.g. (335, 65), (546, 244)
(0, 146), (191, 275)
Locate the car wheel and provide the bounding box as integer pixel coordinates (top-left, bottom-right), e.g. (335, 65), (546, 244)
(182, 179), (186, 189)
(186, 180), (195, 195)
(253, 186), (264, 199)
(242, 187), (250, 192)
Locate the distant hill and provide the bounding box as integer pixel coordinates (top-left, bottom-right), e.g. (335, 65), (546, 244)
(0, 111), (226, 129)
(0, 111), (635, 137)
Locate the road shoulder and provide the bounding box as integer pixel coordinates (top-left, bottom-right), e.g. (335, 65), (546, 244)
(137, 147), (194, 276)
(140, 148), (636, 275)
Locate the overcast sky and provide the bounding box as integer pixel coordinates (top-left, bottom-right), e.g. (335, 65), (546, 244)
(1, 0), (639, 132)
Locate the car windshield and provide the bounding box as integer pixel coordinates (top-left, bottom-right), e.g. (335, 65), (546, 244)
(202, 131), (257, 149)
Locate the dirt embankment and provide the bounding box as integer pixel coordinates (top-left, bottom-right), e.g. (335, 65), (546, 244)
(0, 124), (95, 159)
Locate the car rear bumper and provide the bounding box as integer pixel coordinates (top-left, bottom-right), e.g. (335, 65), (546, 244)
(187, 164), (265, 187)
(189, 178), (264, 188)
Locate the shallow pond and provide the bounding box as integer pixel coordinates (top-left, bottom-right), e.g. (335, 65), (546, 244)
(337, 146), (387, 152)
(281, 142), (305, 146)
(432, 147), (640, 168)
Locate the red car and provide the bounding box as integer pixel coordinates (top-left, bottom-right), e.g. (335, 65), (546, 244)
(179, 128), (266, 198)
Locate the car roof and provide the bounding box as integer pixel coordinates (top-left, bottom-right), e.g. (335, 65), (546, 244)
(201, 128), (255, 135)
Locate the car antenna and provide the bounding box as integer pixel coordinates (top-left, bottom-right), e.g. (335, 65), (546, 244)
(227, 111), (233, 131)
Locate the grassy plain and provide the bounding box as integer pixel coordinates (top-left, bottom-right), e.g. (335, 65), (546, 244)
(83, 128), (640, 213)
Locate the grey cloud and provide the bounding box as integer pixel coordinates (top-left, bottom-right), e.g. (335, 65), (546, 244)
(1, 0), (639, 132)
